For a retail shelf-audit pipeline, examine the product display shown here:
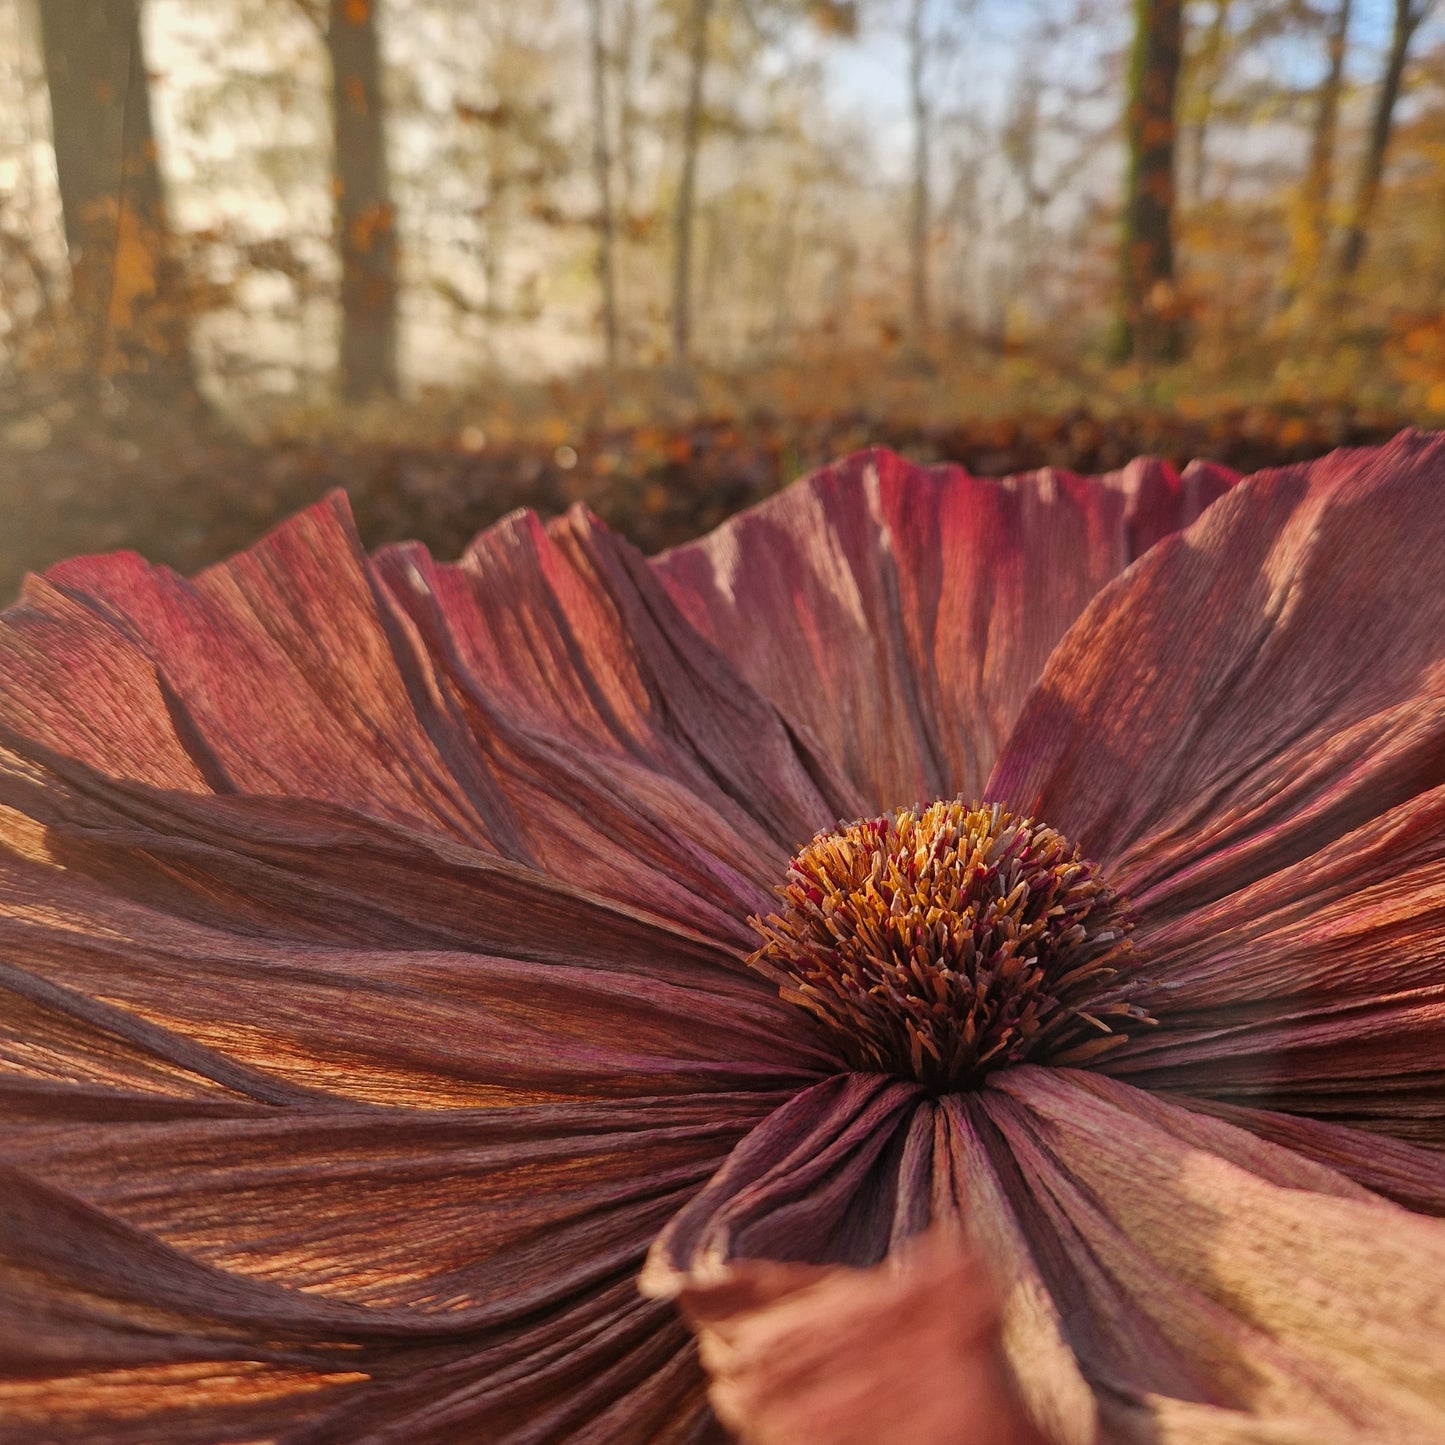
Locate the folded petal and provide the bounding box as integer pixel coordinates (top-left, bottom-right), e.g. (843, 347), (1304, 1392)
(1095, 780), (1445, 1142)
(644, 1076), (1097, 1445)
(10, 495), (497, 837)
(643, 1073), (925, 1284)
(0, 1092), (762, 1442)
(669, 1230), (1047, 1445)
(4, 494), (847, 946)
(1182, 1097), (1445, 1216)
(654, 449), (1233, 810)
(0, 749), (828, 1106)
(981, 1067), (1445, 1439)
(987, 433), (1445, 1126)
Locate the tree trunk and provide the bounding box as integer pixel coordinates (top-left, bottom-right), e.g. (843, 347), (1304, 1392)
(589, 0), (619, 370)
(1186, 0), (1230, 205)
(327, 0), (398, 400)
(906, 0), (930, 344)
(671, 0), (712, 366)
(1334, 0), (1430, 279)
(1115, 0), (1183, 362)
(616, 0), (642, 227)
(36, 0), (194, 397)
(1287, 0), (1351, 292)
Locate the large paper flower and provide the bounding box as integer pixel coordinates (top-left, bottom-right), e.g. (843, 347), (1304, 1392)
(1, 437), (1443, 1443)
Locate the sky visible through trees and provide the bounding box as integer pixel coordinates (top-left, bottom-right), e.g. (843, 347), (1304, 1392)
(0, 0), (1443, 420)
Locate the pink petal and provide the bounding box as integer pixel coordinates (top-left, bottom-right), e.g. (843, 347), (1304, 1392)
(986, 433), (1445, 1126)
(669, 1230), (1048, 1445)
(0, 1090), (756, 1440)
(0, 756), (828, 1104)
(989, 432), (1445, 889)
(983, 1066), (1445, 1436)
(1097, 781), (1445, 1142)
(654, 449), (1233, 809)
(5, 494), (847, 947)
(373, 505), (853, 939)
(15, 494), (495, 837)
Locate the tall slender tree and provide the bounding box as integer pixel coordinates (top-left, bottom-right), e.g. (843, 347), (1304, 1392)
(36, 0), (194, 396)
(905, 0), (931, 344)
(1182, 0), (1231, 205)
(1115, 0), (1183, 362)
(671, 0), (713, 365)
(327, 0), (398, 399)
(589, 0), (619, 369)
(1334, 0), (1434, 279)
(1282, 0), (1351, 297)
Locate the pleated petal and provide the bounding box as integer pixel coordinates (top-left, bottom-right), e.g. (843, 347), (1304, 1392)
(654, 448), (1234, 810)
(642, 1076), (1095, 1445)
(1181, 1097), (1445, 1216)
(1094, 779), (1445, 1141)
(666, 1231), (1047, 1445)
(3, 493), (847, 945)
(649, 1065), (1445, 1443)
(987, 432), (1445, 1128)
(981, 1067), (1445, 1440)
(0, 1094), (759, 1441)
(0, 746), (829, 1105)
(0, 722), (823, 1437)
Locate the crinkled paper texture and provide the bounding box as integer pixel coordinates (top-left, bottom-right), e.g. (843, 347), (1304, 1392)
(1, 440), (1444, 1442)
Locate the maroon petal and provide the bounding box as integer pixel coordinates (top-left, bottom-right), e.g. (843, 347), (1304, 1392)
(0, 751), (830, 1104)
(372, 505), (853, 939)
(981, 1067), (1445, 1437)
(643, 1076), (1094, 1445)
(987, 433), (1445, 1125)
(989, 432), (1445, 894)
(670, 1230), (1047, 1445)
(0, 491), (853, 1437)
(654, 449), (1233, 809)
(1096, 781), (1445, 1142)
(0, 1095), (747, 1442)
(652, 1064), (1445, 1441)
(4, 494), (846, 946)
(1183, 1098), (1445, 1216)
(11, 495), (497, 838)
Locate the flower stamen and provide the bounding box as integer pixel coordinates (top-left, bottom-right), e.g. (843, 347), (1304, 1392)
(748, 800), (1154, 1091)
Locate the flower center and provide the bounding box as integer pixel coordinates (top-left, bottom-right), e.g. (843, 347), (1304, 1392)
(748, 800), (1153, 1092)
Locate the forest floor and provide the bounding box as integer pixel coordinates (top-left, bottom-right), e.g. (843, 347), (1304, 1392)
(0, 351), (1432, 603)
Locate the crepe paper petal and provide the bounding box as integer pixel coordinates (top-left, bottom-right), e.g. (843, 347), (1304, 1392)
(983, 1066), (1445, 1437)
(1095, 1395), (1374, 1444)
(989, 432), (1445, 907)
(1180, 1097), (1445, 1216)
(0, 1092), (756, 1441)
(668, 1229), (1048, 1445)
(6, 494), (846, 947)
(372, 506), (853, 942)
(0, 1363), (371, 1445)
(643, 1078), (1096, 1445)
(1098, 780), (1445, 1141)
(986, 433), (1445, 1126)
(0, 764), (832, 1105)
(7, 495), (499, 838)
(642, 1073), (926, 1291)
(2, 1100), (759, 1321)
(654, 449), (1234, 811)
(935, 1097), (1103, 1445)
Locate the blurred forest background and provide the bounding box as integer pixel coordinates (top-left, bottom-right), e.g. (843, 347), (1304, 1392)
(0, 0), (1442, 594)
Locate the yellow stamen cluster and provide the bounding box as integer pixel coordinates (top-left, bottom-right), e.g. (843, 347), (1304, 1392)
(749, 800), (1152, 1092)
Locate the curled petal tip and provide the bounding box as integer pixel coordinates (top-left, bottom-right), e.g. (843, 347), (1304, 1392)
(669, 1229), (1049, 1445)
